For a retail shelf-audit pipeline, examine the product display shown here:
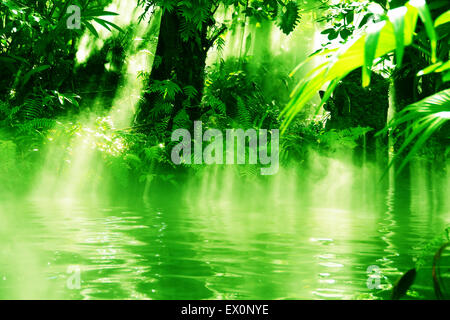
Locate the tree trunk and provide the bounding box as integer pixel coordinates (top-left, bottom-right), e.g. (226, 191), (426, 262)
(136, 9), (211, 132)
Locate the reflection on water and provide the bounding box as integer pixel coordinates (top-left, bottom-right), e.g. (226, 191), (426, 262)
(0, 158), (448, 300)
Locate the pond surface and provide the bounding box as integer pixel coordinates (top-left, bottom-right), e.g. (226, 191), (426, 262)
(0, 162), (448, 300)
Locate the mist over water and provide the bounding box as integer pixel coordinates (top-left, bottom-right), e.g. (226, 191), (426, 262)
(24, 0), (326, 202)
(1, 144), (448, 299)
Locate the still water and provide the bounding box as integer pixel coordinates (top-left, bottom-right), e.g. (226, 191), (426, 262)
(0, 159), (448, 300)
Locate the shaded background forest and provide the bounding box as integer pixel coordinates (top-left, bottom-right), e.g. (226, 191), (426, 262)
(0, 0), (448, 198)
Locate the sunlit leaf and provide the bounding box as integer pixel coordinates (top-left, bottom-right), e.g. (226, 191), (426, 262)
(363, 22), (384, 87)
(417, 61), (443, 76)
(93, 18), (111, 31)
(83, 10), (119, 18)
(83, 21), (99, 37)
(99, 19), (123, 32)
(443, 71), (450, 83)
(388, 6), (407, 68)
(436, 61), (450, 73)
(408, 0), (437, 62)
(281, 1), (420, 132)
(383, 89), (450, 174)
(435, 10), (450, 27)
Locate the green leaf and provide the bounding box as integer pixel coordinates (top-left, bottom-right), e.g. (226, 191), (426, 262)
(408, 0), (437, 62)
(345, 11), (354, 25)
(318, 77), (343, 110)
(2, 0), (22, 12)
(277, 1), (300, 35)
(183, 86), (198, 99)
(388, 6), (407, 68)
(100, 20), (123, 32)
(0, 56), (16, 65)
(83, 21), (99, 37)
(93, 18), (111, 31)
(436, 61), (450, 73)
(363, 22), (384, 87)
(83, 10), (119, 18)
(358, 13), (373, 29)
(281, 1), (420, 133)
(340, 29), (352, 40)
(443, 71), (450, 83)
(321, 28), (335, 35)
(385, 89), (450, 174)
(328, 30), (338, 40)
(417, 61), (450, 76)
(22, 65), (50, 86)
(391, 269), (416, 300)
(434, 10), (450, 27)
(245, 33), (252, 55)
(417, 61), (443, 76)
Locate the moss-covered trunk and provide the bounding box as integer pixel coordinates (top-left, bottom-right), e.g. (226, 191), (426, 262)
(323, 68), (390, 161)
(135, 9), (211, 132)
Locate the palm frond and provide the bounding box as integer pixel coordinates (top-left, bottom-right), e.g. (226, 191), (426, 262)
(280, 1), (435, 132)
(381, 89), (450, 174)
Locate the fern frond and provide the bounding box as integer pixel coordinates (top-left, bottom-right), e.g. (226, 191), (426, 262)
(236, 96), (252, 129)
(20, 98), (44, 120)
(278, 1), (301, 35)
(16, 118), (56, 134)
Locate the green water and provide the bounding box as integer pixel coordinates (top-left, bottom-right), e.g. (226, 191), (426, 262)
(0, 161), (448, 300)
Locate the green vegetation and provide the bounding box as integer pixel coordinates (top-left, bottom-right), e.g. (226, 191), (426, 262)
(0, 0), (449, 300)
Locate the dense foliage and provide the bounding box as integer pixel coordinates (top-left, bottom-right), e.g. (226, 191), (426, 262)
(0, 0), (448, 191)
